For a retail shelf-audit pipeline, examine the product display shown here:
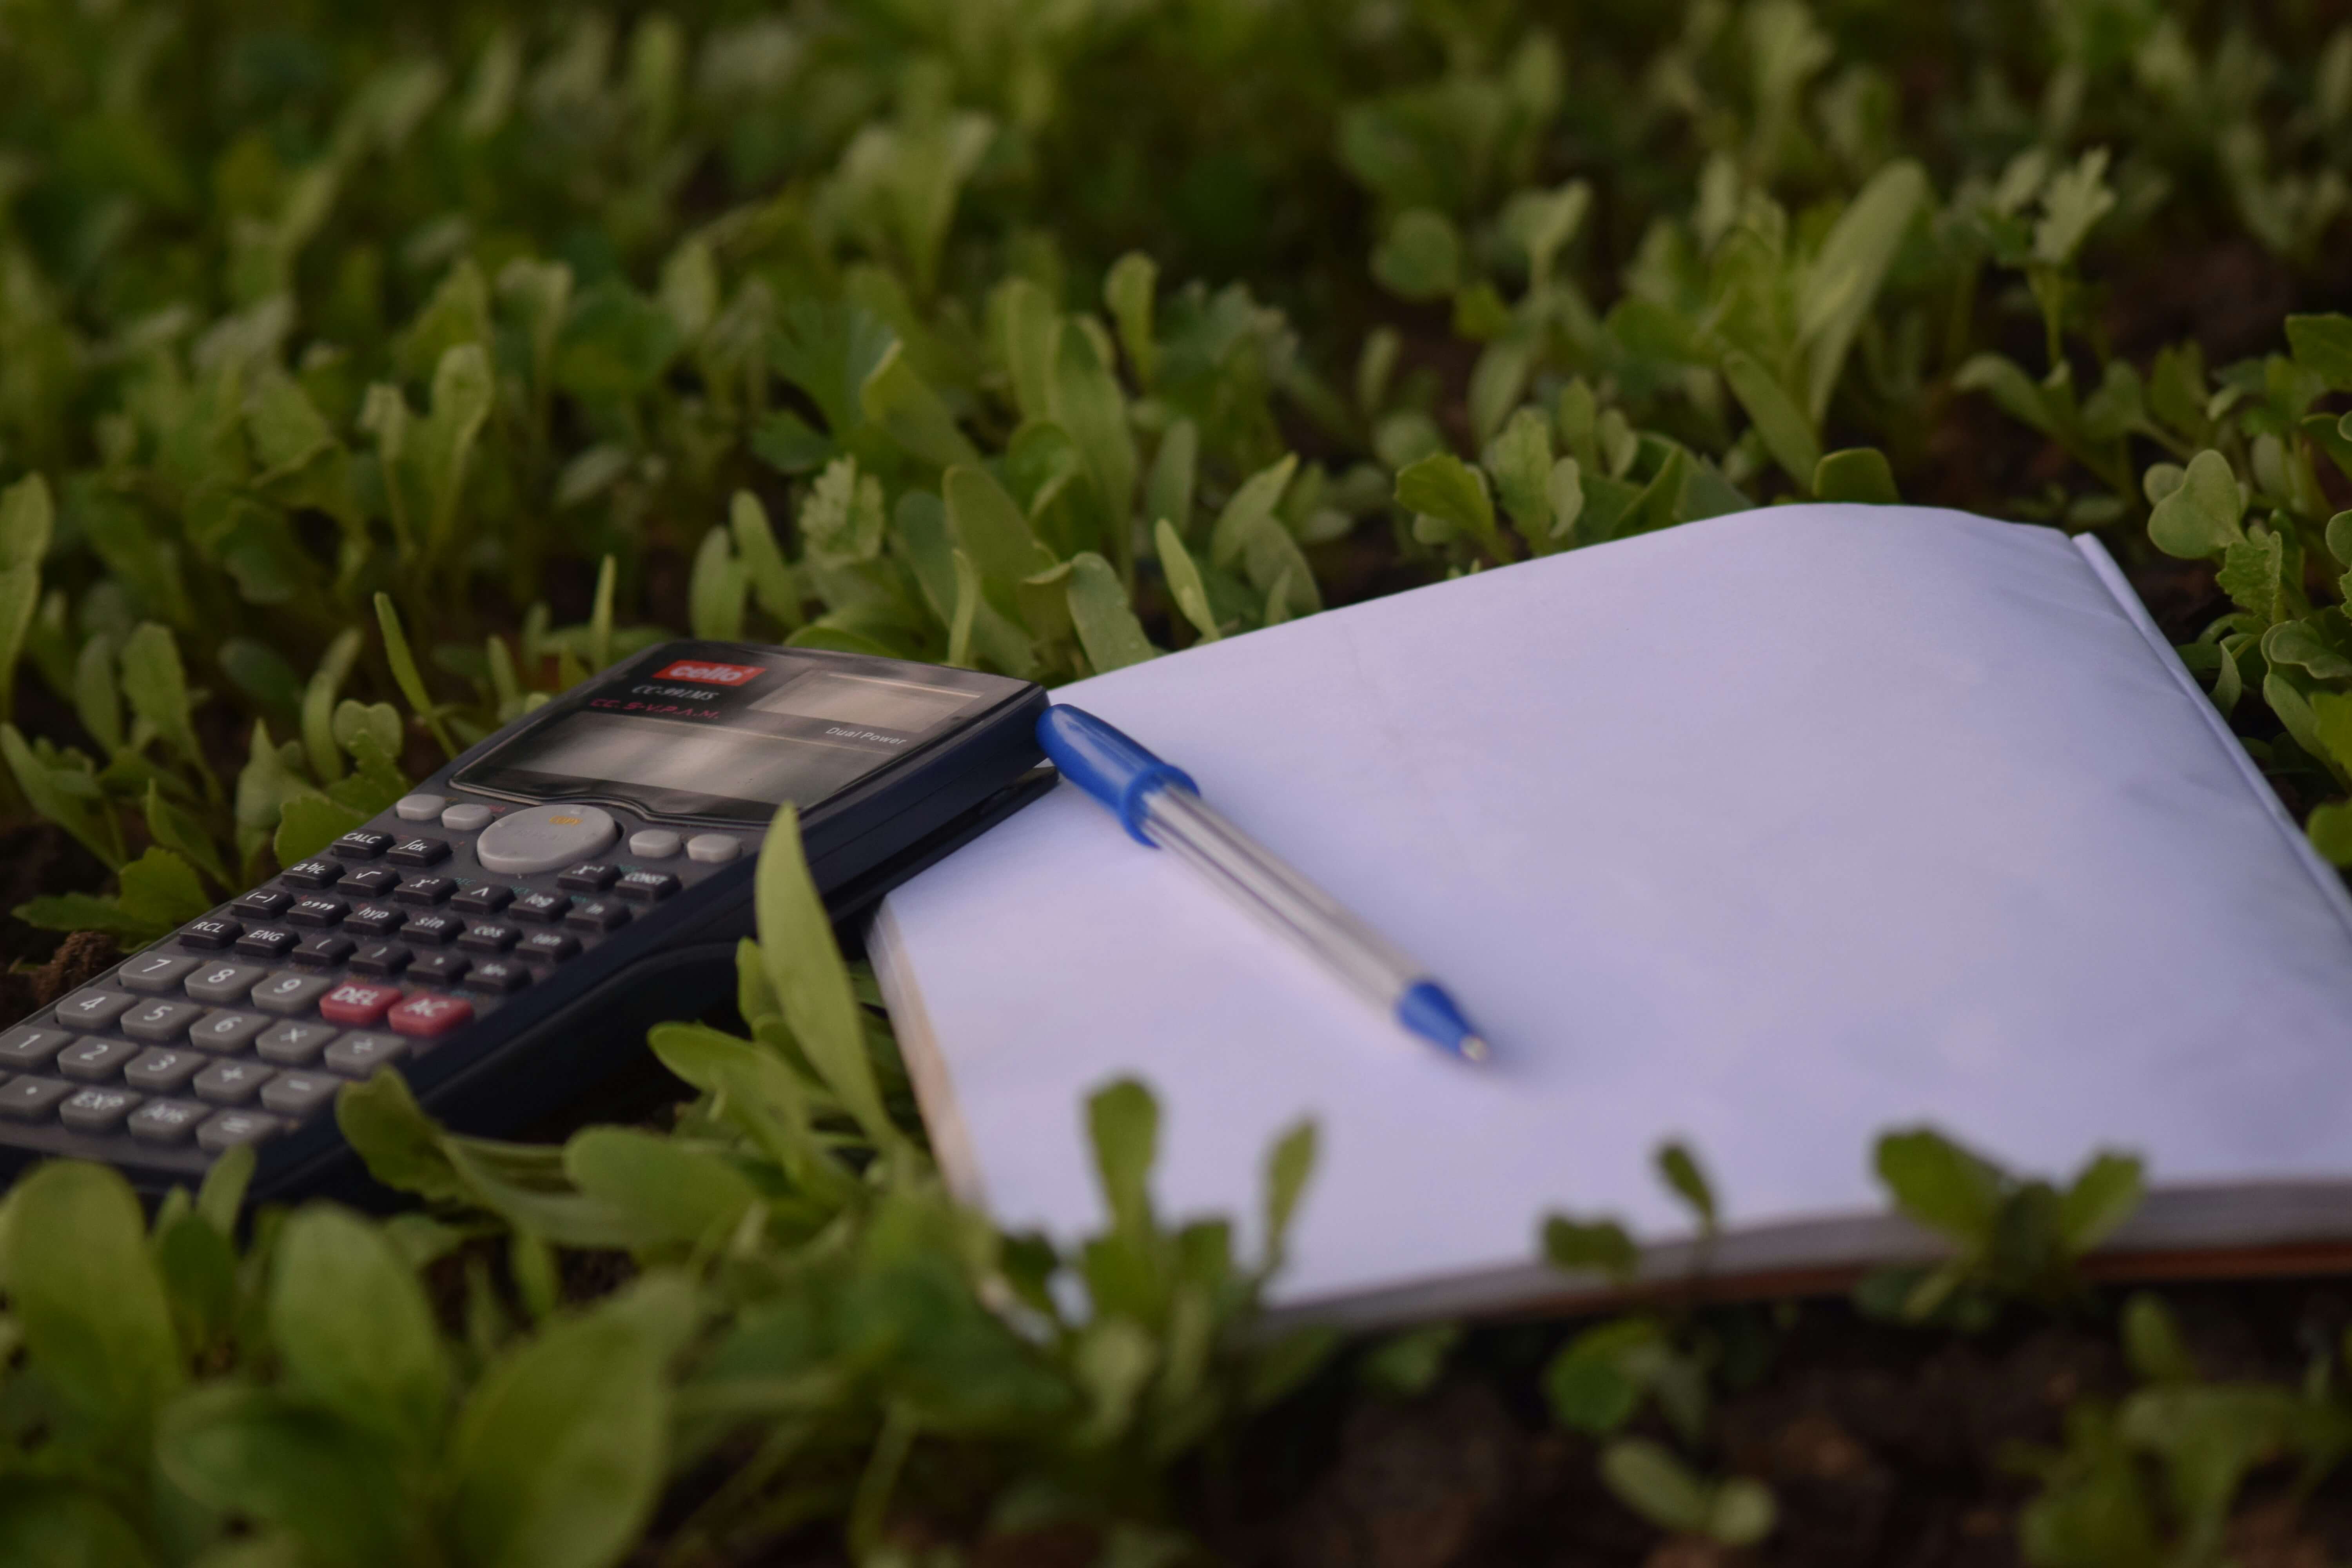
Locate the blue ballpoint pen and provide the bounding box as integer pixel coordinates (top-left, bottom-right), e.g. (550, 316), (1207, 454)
(1036, 704), (1489, 1063)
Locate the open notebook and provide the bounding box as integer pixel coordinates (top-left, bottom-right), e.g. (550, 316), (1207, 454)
(870, 506), (2352, 1323)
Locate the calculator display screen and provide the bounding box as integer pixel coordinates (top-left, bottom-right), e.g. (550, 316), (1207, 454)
(454, 651), (1003, 822)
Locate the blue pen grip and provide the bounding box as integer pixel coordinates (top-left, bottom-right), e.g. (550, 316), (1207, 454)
(1038, 705), (1197, 846)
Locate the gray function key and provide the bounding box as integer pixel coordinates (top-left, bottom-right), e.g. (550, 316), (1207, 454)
(197, 1109), (281, 1153)
(250, 971), (334, 1015)
(686, 833), (741, 864)
(119, 953), (201, 993)
(330, 829), (396, 860)
(628, 828), (681, 859)
(230, 887), (296, 921)
(440, 801), (493, 831)
(562, 897), (631, 934)
(0, 1077), (71, 1120)
(260, 1071), (340, 1118)
(122, 998), (207, 1043)
(616, 870), (680, 902)
(54, 988), (137, 1029)
(187, 1011), (271, 1052)
(60, 1087), (141, 1132)
(125, 1049), (203, 1092)
(474, 803), (618, 875)
(193, 1058), (272, 1105)
(324, 1032), (407, 1076)
(128, 1099), (206, 1143)
(56, 1038), (137, 1082)
(178, 916), (241, 950)
(185, 962), (267, 1004)
(256, 1020), (339, 1066)
(0, 1026), (71, 1068)
(509, 891), (570, 924)
(394, 792), (447, 822)
(284, 896), (348, 927)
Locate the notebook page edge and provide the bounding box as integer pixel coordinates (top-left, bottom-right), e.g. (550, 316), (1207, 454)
(869, 900), (990, 1209)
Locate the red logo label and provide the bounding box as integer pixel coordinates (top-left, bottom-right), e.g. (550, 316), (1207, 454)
(653, 659), (765, 686)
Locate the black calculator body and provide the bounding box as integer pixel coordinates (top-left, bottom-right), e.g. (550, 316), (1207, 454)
(0, 642), (1048, 1201)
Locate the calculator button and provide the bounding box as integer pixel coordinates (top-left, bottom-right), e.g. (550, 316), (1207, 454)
(256, 1022), (339, 1066)
(118, 954), (202, 993)
(557, 862), (620, 891)
(280, 858), (341, 888)
(129, 1099), (206, 1143)
(408, 951), (471, 985)
(615, 870), (681, 902)
(562, 898), (631, 934)
(394, 876), (457, 906)
(475, 804), (618, 875)
(57, 1038), (137, 1082)
(197, 1110), (281, 1152)
(330, 830), (395, 860)
(344, 903), (405, 936)
(462, 960), (532, 994)
(185, 963), (268, 1004)
(348, 944), (412, 979)
(686, 833), (741, 864)
(399, 913), (461, 947)
(188, 1011), (271, 1051)
(60, 1087), (141, 1132)
(516, 931), (579, 963)
(290, 934), (358, 969)
(319, 981), (404, 1026)
(394, 793), (447, 822)
(450, 884), (514, 915)
(441, 802), (494, 831)
(233, 926), (301, 962)
(627, 829), (682, 859)
(339, 866), (401, 897)
(285, 896), (348, 927)
(126, 1049), (203, 1092)
(510, 891), (571, 924)
(55, 988), (138, 1028)
(250, 972), (334, 1015)
(123, 999), (206, 1043)
(0, 1077), (71, 1120)
(231, 888), (296, 921)
(387, 837), (450, 868)
(458, 922), (521, 953)
(193, 1059), (272, 1105)
(260, 1072), (341, 1118)
(325, 1032), (407, 1075)
(387, 993), (472, 1038)
(178, 916), (241, 950)
(0, 1026), (71, 1067)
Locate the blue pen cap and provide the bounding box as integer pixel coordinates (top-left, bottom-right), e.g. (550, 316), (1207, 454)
(1038, 705), (1198, 846)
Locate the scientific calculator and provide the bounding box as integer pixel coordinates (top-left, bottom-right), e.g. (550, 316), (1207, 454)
(0, 641), (1049, 1201)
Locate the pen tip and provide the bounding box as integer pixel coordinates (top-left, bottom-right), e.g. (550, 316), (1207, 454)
(1457, 1034), (1490, 1063)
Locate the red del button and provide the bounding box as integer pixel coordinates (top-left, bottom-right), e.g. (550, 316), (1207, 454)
(320, 981), (404, 1026)
(388, 992), (474, 1037)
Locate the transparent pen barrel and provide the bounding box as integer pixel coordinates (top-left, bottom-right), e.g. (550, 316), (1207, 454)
(1140, 788), (1423, 1001)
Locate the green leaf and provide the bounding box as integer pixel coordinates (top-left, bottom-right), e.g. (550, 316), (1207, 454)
(2287, 314), (2352, 391)
(1262, 1118), (1317, 1266)
(1722, 351), (1822, 489)
(300, 628), (365, 783)
(860, 340), (979, 470)
(270, 1204), (450, 1453)
(156, 1388), (416, 1568)
(1798, 160), (1927, 422)
(1874, 1127), (2005, 1246)
(335, 1068), (475, 1207)
(1599, 1437), (1714, 1534)
(105, 846), (212, 936)
(1482, 407), (1555, 548)
(417, 342), (494, 558)
(1104, 252), (1160, 388)
(2308, 800), (2352, 866)
(275, 795), (365, 868)
(1209, 454), (1299, 569)
(2121, 1292), (2199, 1385)
(1546, 457), (1586, 542)
(563, 1128), (761, 1248)
(1541, 1213), (1638, 1281)
(2058, 1151), (2144, 1252)
(1710, 1478), (1779, 1547)
(1144, 420), (1198, 541)
(553, 280), (682, 403)
(1372, 208), (1462, 300)
(731, 491), (802, 631)
(1359, 1323), (1459, 1398)
(1812, 446), (1900, 505)
(2032, 148), (2116, 267)
(1051, 321), (1139, 535)
(1394, 452), (1506, 559)
(373, 592), (452, 756)
(755, 803), (896, 1147)
(2216, 530), (2289, 626)
(0, 1478), (152, 1568)
(1655, 1142), (1717, 1229)
(1154, 519), (1220, 642)
(945, 464), (1054, 592)
(145, 780), (228, 889)
(2147, 450), (2245, 559)
(0, 474), (50, 725)
(3, 1161), (184, 1435)
(686, 525), (746, 641)
(120, 621), (202, 765)
(1066, 552), (1155, 673)
(447, 1283), (684, 1568)
(1088, 1078), (1159, 1241)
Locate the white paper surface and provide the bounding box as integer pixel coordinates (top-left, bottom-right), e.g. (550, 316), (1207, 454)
(877, 506), (2352, 1307)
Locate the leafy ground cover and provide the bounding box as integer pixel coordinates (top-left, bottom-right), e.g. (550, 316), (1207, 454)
(7, 0), (2352, 1562)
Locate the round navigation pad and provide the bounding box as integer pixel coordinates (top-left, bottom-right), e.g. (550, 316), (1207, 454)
(475, 804), (618, 874)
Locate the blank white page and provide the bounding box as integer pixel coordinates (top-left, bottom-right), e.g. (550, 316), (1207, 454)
(876, 506), (2352, 1308)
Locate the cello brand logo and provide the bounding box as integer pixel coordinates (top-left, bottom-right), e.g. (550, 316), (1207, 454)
(653, 659), (764, 686)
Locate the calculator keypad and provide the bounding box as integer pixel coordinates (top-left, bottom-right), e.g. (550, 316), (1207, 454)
(0, 779), (747, 1172)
